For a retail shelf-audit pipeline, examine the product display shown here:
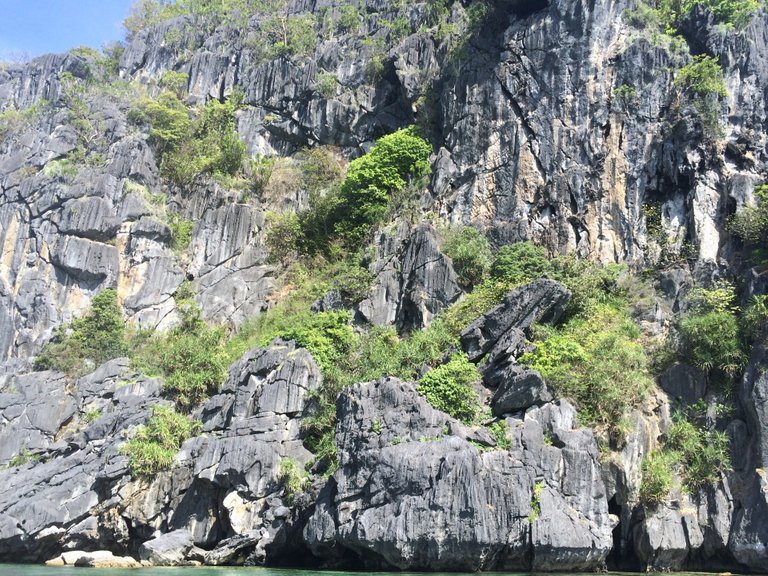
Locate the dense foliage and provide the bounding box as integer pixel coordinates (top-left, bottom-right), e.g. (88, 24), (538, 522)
(417, 352), (481, 424)
(677, 282), (747, 382)
(640, 405), (731, 505)
(36, 290), (127, 376)
(440, 225), (493, 289)
(333, 126), (432, 245)
(140, 87), (246, 188)
(122, 405), (200, 476)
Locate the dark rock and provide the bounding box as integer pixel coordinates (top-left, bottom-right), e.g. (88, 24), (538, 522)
(358, 222), (462, 331)
(491, 366), (553, 415)
(461, 279), (571, 362)
(658, 363), (707, 406)
(304, 379), (612, 571)
(139, 529), (199, 566)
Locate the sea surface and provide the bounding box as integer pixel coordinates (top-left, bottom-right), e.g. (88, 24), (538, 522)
(0, 568), (715, 576)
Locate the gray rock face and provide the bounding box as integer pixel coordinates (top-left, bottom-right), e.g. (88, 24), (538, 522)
(358, 222), (462, 331)
(304, 378), (612, 571)
(0, 342), (320, 564)
(491, 366), (552, 415)
(139, 529), (201, 566)
(461, 278), (571, 362)
(658, 363), (707, 407)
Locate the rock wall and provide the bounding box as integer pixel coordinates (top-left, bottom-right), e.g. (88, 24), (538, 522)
(1, 0), (768, 571)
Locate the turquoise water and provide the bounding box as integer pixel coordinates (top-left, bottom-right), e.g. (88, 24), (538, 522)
(0, 568), (658, 576)
(0, 569), (543, 576)
(0, 569), (714, 576)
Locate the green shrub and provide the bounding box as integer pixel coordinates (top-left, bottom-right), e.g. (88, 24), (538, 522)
(667, 415), (731, 488)
(520, 302), (653, 437)
(132, 320), (228, 409)
(257, 310), (355, 373)
(314, 71), (337, 98)
(490, 242), (552, 285)
(417, 352), (481, 424)
(488, 419), (512, 450)
(441, 225), (492, 289)
(168, 213), (194, 253)
(675, 54), (728, 99)
(141, 91), (245, 188)
(36, 290), (127, 376)
(729, 184), (768, 249)
(678, 283), (746, 379)
(279, 458), (309, 503)
(265, 211), (302, 264)
(639, 450), (676, 505)
(159, 70), (189, 98)
(333, 126), (431, 245)
(336, 4), (360, 33)
(122, 405), (200, 476)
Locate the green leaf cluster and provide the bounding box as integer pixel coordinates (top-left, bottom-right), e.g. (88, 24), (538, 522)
(417, 352), (481, 424)
(122, 405), (200, 476)
(678, 282), (747, 380)
(36, 290), (127, 376)
(333, 126), (431, 245)
(640, 410), (731, 505)
(520, 304), (653, 437)
(729, 184), (768, 255)
(140, 90), (246, 188)
(440, 225), (492, 289)
(279, 458), (309, 503)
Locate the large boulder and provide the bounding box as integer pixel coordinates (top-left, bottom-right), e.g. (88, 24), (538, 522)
(358, 222), (462, 331)
(303, 379), (612, 571)
(460, 279), (570, 362)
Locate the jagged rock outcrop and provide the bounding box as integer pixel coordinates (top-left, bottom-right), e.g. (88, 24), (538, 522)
(1, 0), (768, 571)
(304, 378), (613, 571)
(0, 341), (320, 564)
(357, 221), (462, 331)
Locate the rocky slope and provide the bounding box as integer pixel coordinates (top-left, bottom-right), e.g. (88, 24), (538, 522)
(1, 0), (768, 571)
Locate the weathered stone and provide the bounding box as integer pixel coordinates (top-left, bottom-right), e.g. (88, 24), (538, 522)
(658, 363), (707, 406)
(491, 366), (553, 415)
(304, 378), (612, 571)
(461, 279), (571, 362)
(358, 222), (462, 331)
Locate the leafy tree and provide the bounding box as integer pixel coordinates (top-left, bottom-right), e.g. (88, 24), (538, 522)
(417, 352), (481, 424)
(333, 126), (431, 244)
(441, 225), (492, 289)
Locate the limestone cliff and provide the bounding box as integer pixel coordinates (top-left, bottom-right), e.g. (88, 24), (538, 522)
(1, 0), (768, 571)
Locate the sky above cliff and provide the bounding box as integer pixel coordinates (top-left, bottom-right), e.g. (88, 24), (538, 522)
(0, 0), (133, 61)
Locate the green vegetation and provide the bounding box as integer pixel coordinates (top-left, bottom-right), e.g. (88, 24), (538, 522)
(488, 419), (512, 450)
(279, 458), (309, 503)
(332, 126), (431, 246)
(140, 89), (246, 188)
(122, 405), (200, 476)
(0, 99), (49, 142)
(677, 282), (747, 382)
(675, 55), (728, 99)
(528, 481), (543, 522)
(36, 290), (127, 376)
(168, 213), (194, 253)
(263, 127), (431, 259)
(519, 260), (654, 440)
(639, 449), (676, 505)
(729, 184), (768, 264)
(639, 406), (731, 505)
(440, 225), (493, 289)
(417, 352), (481, 424)
(132, 323), (228, 410)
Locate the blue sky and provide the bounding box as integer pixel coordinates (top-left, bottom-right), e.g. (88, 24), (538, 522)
(0, 0), (135, 60)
